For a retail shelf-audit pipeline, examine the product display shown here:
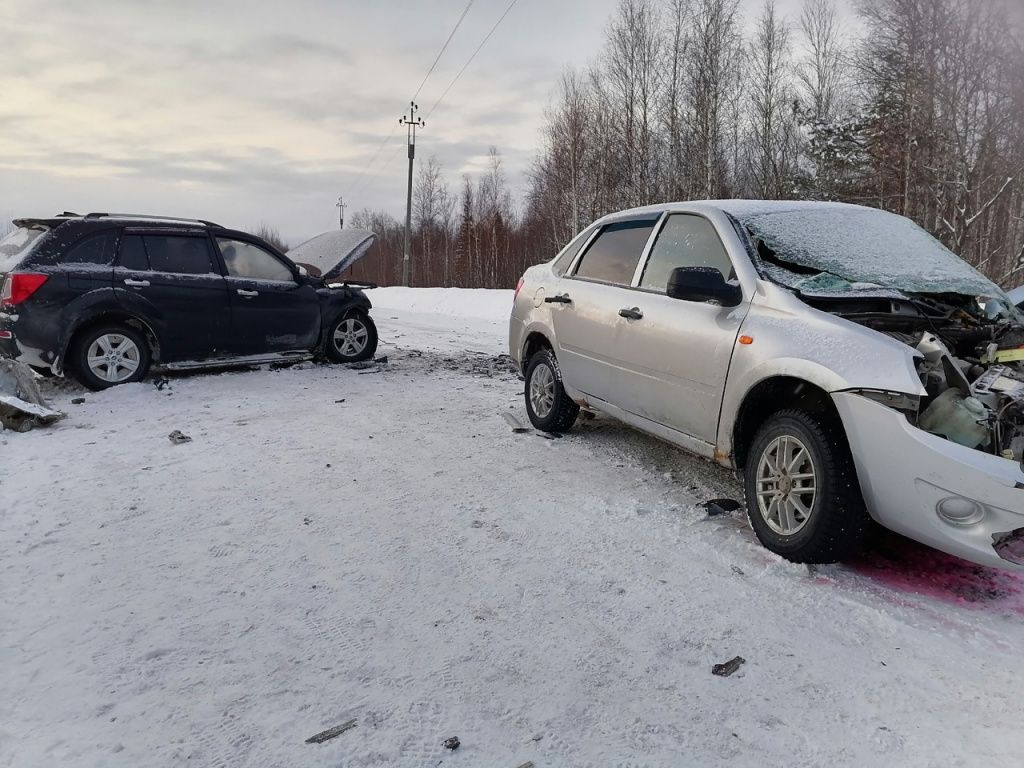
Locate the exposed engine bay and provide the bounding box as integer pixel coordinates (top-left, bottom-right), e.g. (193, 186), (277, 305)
(805, 292), (1024, 465)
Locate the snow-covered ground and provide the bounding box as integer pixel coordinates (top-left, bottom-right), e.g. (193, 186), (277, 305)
(3, 288), (1024, 767)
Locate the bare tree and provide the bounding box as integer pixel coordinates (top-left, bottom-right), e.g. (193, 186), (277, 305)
(249, 223), (289, 252)
(745, 0), (798, 198)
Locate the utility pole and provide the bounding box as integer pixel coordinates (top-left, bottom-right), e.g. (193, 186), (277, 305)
(400, 101), (425, 287)
(336, 195), (347, 229)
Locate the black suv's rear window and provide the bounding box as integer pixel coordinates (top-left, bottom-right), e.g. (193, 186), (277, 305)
(0, 226), (48, 272)
(64, 232), (115, 267)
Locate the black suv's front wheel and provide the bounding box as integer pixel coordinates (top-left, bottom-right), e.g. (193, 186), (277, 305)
(325, 311), (378, 363)
(70, 324), (151, 390)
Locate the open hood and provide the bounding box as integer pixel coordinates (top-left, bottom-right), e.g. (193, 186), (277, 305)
(286, 228), (376, 280)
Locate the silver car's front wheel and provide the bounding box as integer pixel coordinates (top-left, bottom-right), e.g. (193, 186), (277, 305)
(743, 409), (868, 564)
(755, 435), (817, 535)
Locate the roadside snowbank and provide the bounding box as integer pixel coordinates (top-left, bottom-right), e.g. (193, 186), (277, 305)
(370, 286), (514, 321)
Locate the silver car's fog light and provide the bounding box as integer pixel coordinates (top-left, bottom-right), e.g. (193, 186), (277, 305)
(936, 496), (986, 526)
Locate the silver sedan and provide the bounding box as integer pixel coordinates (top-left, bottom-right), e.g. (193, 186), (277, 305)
(509, 201), (1024, 570)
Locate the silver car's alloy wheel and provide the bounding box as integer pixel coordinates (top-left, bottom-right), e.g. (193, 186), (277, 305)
(755, 434), (817, 536)
(529, 361), (555, 419)
(333, 317), (369, 357)
(86, 333), (141, 383)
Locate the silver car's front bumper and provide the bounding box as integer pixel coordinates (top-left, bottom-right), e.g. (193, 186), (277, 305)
(833, 392), (1024, 571)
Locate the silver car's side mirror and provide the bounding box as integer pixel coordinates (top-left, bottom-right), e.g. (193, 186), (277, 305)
(666, 266), (742, 306)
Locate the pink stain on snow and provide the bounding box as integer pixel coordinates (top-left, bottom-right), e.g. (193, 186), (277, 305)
(850, 532), (1024, 615)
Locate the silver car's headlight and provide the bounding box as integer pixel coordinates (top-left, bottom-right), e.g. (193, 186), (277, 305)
(845, 389), (922, 422)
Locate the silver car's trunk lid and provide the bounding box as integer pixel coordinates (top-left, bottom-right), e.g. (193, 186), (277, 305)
(286, 229), (376, 280)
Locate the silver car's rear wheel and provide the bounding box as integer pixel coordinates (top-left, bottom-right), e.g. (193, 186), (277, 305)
(528, 359), (555, 419)
(755, 435), (817, 535)
(86, 333), (141, 383)
(523, 348), (579, 433)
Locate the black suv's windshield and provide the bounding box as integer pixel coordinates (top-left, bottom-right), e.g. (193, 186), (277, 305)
(0, 226), (48, 272)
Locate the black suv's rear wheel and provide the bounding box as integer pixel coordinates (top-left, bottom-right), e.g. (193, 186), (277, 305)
(325, 311), (378, 363)
(743, 409), (868, 564)
(70, 325), (151, 390)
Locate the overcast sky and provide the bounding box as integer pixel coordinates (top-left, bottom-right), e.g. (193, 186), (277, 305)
(1, 0), (850, 245)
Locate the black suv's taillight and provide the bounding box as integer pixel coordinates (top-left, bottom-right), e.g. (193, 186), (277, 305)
(0, 273), (49, 308)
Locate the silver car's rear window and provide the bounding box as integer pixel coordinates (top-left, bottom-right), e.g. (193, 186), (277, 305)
(0, 226), (48, 272)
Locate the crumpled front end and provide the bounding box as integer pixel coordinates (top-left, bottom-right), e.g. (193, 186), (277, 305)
(834, 391), (1024, 570)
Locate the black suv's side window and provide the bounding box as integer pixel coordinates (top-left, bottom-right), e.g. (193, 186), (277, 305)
(117, 235), (149, 270)
(572, 219), (657, 286)
(64, 232), (115, 266)
(215, 238), (294, 282)
(144, 235), (216, 275)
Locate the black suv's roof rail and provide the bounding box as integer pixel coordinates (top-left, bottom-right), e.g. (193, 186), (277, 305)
(83, 212), (223, 227)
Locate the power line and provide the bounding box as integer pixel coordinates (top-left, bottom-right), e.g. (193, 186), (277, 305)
(344, 0), (477, 199)
(345, 125), (400, 198)
(425, 0), (519, 121)
(412, 0), (475, 101)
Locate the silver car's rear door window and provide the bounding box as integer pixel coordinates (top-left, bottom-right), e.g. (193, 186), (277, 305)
(572, 219), (658, 286)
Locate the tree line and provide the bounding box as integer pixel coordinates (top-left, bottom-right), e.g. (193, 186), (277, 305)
(343, 0), (1024, 290)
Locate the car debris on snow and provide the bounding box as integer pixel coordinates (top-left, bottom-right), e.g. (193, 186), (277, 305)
(712, 656), (747, 677)
(0, 360), (64, 432)
(304, 718), (357, 744)
(702, 498), (743, 517)
(167, 430), (192, 445)
(534, 430), (563, 440)
(502, 412), (531, 433)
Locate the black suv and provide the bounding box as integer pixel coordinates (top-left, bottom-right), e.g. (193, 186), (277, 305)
(0, 213), (378, 389)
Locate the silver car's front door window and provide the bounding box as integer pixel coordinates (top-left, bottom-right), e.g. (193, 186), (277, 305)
(611, 214), (748, 442)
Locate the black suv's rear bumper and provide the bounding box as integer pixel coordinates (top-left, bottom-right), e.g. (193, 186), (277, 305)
(0, 314), (52, 369)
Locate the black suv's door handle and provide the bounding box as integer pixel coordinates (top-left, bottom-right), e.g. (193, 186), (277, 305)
(544, 293), (572, 304)
(618, 307), (643, 320)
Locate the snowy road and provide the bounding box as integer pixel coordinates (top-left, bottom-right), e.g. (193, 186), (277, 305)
(3, 288), (1024, 767)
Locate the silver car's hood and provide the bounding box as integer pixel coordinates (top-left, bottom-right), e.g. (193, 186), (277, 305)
(287, 229), (376, 280)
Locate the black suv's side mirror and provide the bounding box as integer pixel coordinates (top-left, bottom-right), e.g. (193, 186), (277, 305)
(666, 266), (742, 306)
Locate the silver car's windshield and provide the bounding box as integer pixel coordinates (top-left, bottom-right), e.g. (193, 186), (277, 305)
(739, 206), (1018, 318)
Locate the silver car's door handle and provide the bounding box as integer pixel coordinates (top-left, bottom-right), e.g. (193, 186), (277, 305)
(618, 307), (643, 320)
(544, 293), (572, 304)
(123, 279), (150, 287)
(236, 289), (259, 298)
